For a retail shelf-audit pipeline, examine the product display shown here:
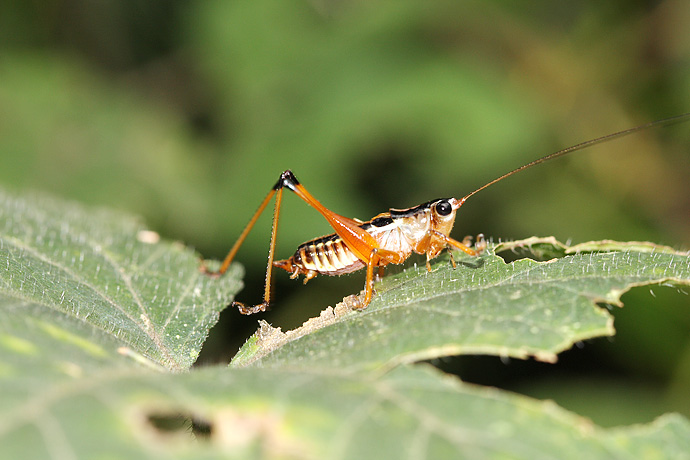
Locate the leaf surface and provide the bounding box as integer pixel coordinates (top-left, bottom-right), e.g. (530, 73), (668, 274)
(2, 355), (689, 460)
(0, 189), (242, 371)
(1, 190), (689, 459)
(234, 238), (690, 371)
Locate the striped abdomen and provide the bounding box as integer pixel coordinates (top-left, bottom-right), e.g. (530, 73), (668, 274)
(274, 233), (365, 279)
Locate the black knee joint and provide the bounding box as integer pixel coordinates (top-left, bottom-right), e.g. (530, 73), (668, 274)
(273, 170), (300, 191)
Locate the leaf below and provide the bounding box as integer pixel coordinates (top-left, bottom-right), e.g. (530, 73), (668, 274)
(233, 238), (690, 372)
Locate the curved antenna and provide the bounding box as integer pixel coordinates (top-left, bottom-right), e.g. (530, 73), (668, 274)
(458, 112), (690, 206)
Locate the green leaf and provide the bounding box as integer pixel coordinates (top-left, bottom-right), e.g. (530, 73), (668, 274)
(1, 189), (689, 459)
(233, 238), (690, 371)
(0, 188), (242, 371)
(2, 361), (689, 459)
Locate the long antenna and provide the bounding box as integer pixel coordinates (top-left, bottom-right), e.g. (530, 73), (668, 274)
(459, 112), (690, 205)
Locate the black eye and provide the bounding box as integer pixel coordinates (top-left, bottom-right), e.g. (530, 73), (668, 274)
(436, 200), (452, 216)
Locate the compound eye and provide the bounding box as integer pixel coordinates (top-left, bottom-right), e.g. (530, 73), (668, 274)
(436, 200), (452, 216)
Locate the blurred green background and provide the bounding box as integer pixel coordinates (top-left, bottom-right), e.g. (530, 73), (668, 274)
(1, 0), (689, 427)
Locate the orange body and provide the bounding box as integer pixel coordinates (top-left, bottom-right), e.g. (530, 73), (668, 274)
(274, 197), (479, 282)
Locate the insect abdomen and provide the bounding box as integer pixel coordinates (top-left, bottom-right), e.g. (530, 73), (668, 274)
(276, 234), (365, 277)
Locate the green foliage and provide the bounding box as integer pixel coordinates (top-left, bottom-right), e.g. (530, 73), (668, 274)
(232, 238), (689, 371)
(1, 0), (690, 457)
(0, 190), (242, 371)
(1, 189), (690, 458)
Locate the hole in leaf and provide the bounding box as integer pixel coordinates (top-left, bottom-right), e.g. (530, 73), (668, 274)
(494, 239), (568, 263)
(146, 412), (212, 439)
(143, 407), (312, 455)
